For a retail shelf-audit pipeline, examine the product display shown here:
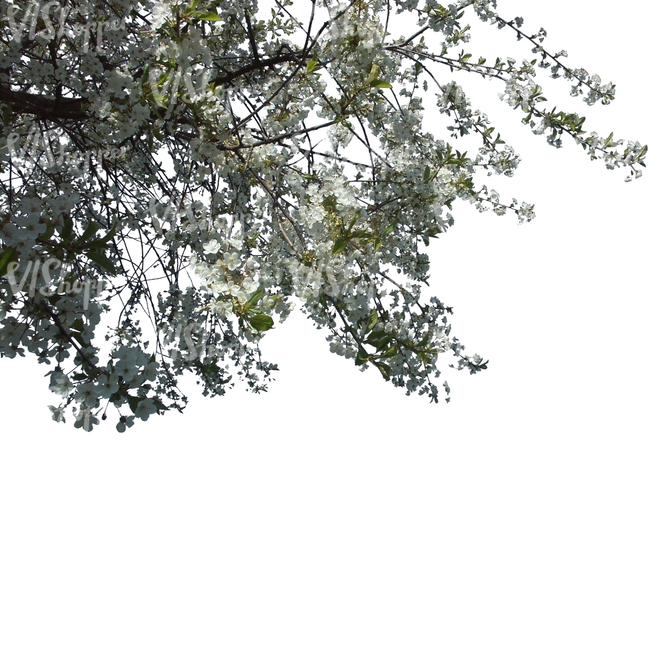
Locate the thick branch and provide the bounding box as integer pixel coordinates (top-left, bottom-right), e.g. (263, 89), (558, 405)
(0, 49), (305, 124)
(0, 83), (89, 120)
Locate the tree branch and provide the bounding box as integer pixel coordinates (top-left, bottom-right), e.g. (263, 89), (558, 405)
(0, 83), (89, 120)
(212, 49), (304, 88)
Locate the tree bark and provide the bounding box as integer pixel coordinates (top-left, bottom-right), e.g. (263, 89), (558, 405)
(0, 83), (88, 120)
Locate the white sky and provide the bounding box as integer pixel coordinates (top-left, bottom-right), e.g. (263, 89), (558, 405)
(1, 1), (649, 648)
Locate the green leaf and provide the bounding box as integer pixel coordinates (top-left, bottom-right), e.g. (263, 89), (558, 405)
(38, 223), (55, 243)
(127, 394), (141, 414)
(306, 58), (320, 74)
(246, 288), (264, 307)
(366, 330), (391, 351)
(78, 221), (100, 244)
(332, 238), (347, 255)
(61, 216), (74, 241)
(249, 313), (274, 332)
(381, 345), (398, 359)
(346, 213), (359, 232)
(423, 165), (431, 182)
(141, 63), (150, 87)
(368, 62), (380, 84)
(195, 11), (222, 21)
(355, 347), (372, 366)
(0, 247), (17, 276)
(380, 221), (397, 238)
(70, 329), (85, 346)
(91, 220), (119, 247)
(369, 79), (392, 89)
(365, 309), (378, 333)
(350, 229), (373, 242)
(152, 398), (168, 413)
(373, 361), (391, 380)
(86, 249), (117, 275)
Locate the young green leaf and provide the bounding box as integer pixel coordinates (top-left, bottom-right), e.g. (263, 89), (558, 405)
(368, 62), (380, 84)
(0, 247), (17, 276)
(332, 238), (347, 255)
(355, 347), (372, 366)
(246, 288), (264, 307)
(373, 361), (391, 380)
(306, 58), (320, 74)
(86, 249), (118, 275)
(196, 12), (222, 21)
(365, 309), (378, 334)
(366, 330), (392, 351)
(249, 313), (274, 332)
(78, 221), (101, 244)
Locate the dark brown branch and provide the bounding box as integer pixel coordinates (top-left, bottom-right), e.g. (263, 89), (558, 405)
(0, 83), (89, 120)
(0, 48), (306, 124)
(212, 49), (304, 88)
(245, 11), (260, 62)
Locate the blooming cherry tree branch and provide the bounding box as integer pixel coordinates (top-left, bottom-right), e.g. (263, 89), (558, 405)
(0, 0), (644, 429)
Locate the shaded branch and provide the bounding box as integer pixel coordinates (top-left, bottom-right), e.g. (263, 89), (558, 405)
(0, 83), (89, 121)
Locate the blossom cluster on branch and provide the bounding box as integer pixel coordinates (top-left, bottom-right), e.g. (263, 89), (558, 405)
(0, 0), (644, 429)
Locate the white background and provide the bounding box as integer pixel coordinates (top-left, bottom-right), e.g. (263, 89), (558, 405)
(1, 1), (649, 648)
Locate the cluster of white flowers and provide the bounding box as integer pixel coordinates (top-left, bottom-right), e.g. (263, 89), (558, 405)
(498, 63), (541, 113)
(467, 0), (499, 23)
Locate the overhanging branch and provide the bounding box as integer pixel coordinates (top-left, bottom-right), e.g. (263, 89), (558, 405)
(0, 49), (306, 123)
(0, 83), (89, 120)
